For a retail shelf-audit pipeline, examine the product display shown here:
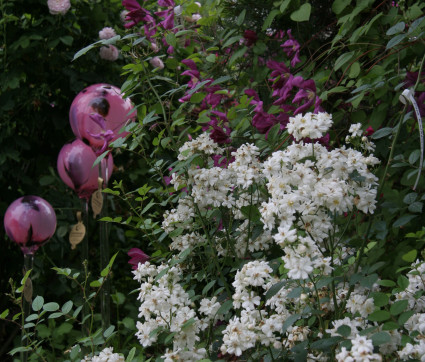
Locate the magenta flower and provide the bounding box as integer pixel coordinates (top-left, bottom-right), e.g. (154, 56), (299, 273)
(281, 29), (301, 68)
(243, 30), (258, 46)
(128, 248), (150, 269)
(122, 0), (154, 28)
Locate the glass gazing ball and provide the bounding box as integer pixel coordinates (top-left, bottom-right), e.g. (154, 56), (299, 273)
(57, 139), (113, 200)
(69, 84), (136, 152)
(4, 196), (57, 255)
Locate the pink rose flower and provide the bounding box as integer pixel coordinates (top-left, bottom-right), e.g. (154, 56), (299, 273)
(99, 27), (117, 40)
(99, 45), (119, 61)
(150, 56), (164, 69)
(128, 248), (150, 269)
(47, 0), (71, 15)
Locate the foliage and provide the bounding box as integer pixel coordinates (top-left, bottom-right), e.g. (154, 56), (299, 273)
(2, 0), (425, 360)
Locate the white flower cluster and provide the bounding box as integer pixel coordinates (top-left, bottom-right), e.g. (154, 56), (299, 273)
(287, 112), (332, 141)
(133, 261), (214, 361)
(345, 123), (376, 152)
(81, 347), (124, 362)
(395, 259), (425, 312)
(177, 133), (224, 161)
(336, 335), (382, 361)
(261, 119), (379, 279)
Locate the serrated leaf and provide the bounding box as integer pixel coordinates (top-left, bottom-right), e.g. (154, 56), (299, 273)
(290, 3), (311, 22)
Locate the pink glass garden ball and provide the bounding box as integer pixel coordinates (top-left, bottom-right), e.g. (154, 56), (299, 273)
(4, 196), (57, 255)
(57, 139), (114, 200)
(69, 84), (136, 152)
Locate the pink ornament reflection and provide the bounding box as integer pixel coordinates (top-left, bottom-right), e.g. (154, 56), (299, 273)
(57, 139), (113, 200)
(69, 84), (136, 153)
(4, 196), (57, 255)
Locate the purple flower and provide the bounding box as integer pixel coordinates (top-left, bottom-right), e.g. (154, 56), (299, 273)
(281, 29), (301, 67)
(243, 30), (258, 46)
(128, 248), (150, 269)
(156, 9), (174, 29)
(122, 0), (154, 28)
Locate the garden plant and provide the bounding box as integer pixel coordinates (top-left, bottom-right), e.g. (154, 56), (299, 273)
(2, 0), (425, 361)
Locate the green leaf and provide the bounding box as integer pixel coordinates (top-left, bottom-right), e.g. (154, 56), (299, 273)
(265, 281), (286, 300)
(386, 22), (405, 35)
(336, 325), (351, 337)
(409, 150), (421, 165)
(126, 347), (136, 362)
(190, 92), (206, 104)
(93, 150), (110, 168)
(228, 46), (248, 66)
(378, 280), (396, 287)
(393, 214), (417, 228)
(43, 302), (59, 312)
(222, 35), (242, 48)
(403, 192), (418, 204)
(372, 292), (389, 307)
(57, 322), (73, 335)
(0, 309), (9, 319)
(390, 300), (408, 316)
(103, 325), (115, 338)
(282, 314), (301, 333)
(382, 321), (399, 330)
(211, 76), (232, 85)
(290, 3), (311, 22)
(371, 331), (391, 346)
(263, 9), (281, 30)
(101, 252), (119, 277)
(398, 310), (415, 325)
(348, 62), (361, 78)
(334, 52), (354, 71)
(280, 0), (292, 13)
(310, 336), (342, 350)
(236, 9), (246, 26)
(332, 0), (351, 14)
(32, 296), (44, 312)
(372, 127), (393, 139)
(386, 34), (406, 50)
(206, 54), (216, 63)
(217, 300), (233, 315)
(287, 287), (302, 299)
(73, 42), (99, 61)
(165, 33), (177, 47)
(62, 301), (73, 315)
(402, 250), (418, 263)
(181, 317), (196, 330)
(60, 36), (74, 46)
(408, 202), (423, 213)
(368, 310), (391, 322)
(9, 346), (31, 355)
(202, 280), (216, 295)
(48, 312), (63, 319)
(397, 275), (409, 289)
